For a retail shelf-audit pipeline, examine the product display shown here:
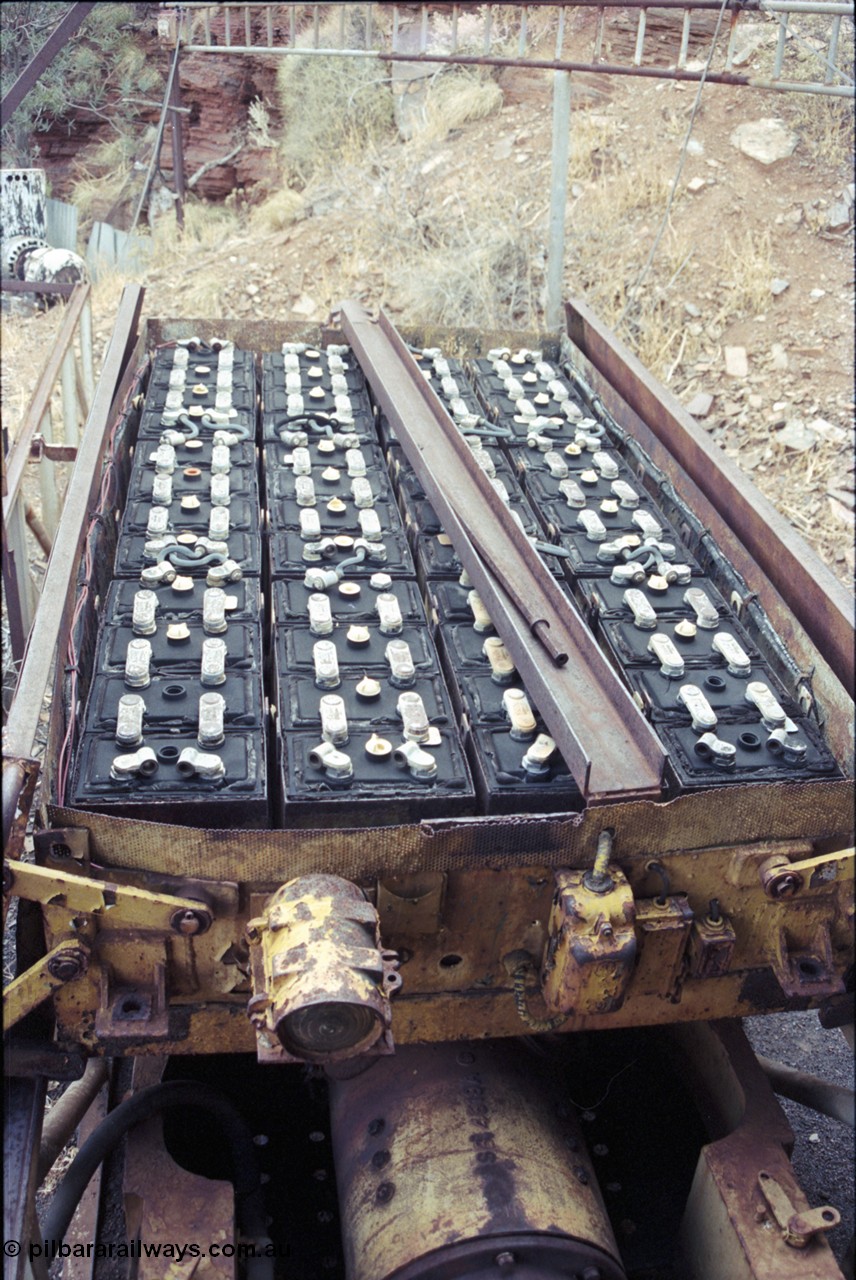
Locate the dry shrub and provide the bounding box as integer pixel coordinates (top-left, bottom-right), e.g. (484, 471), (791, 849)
(69, 132), (141, 231)
(250, 188), (306, 233)
(415, 69), (504, 143)
(276, 11), (395, 188)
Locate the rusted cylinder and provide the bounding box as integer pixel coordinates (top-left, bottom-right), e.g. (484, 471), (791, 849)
(328, 1038), (626, 1280)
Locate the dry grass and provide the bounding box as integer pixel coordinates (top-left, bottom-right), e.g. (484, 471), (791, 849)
(249, 187), (306, 233)
(275, 10), (395, 188)
(414, 69), (504, 143)
(69, 132), (141, 231)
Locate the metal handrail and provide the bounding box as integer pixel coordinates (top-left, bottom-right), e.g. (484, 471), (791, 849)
(2, 282), (95, 663)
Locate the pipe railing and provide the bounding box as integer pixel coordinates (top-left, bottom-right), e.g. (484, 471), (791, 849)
(2, 282), (95, 666)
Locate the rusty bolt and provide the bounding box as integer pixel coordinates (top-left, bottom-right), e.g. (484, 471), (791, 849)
(367, 1118), (385, 1137)
(47, 949), (87, 982)
(759, 857), (804, 900)
(765, 872), (802, 900)
(600, 923), (614, 938)
(494, 1253), (516, 1270)
(375, 1181), (395, 1205)
(574, 1165), (590, 1185)
(170, 907), (211, 936)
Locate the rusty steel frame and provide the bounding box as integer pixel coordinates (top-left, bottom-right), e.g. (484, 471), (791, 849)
(563, 295), (855, 708)
(340, 301), (666, 802)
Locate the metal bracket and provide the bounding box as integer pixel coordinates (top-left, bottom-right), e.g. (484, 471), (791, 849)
(4, 858), (215, 935)
(29, 435), (78, 463)
(757, 1170), (841, 1248)
(3, 939), (90, 1031)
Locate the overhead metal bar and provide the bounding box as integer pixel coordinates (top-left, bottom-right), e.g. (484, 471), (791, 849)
(340, 301), (666, 804)
(180, 2), (855, 98)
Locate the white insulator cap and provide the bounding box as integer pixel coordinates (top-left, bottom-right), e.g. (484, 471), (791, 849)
(210, 445), (231, 476)
(313, 640), (341, 689)
(115, 693), (145, 746)
(299, 508), (322, 541)
(307, 593), (334, 635)
(647, 633), (685, 678)
(467, 591), (494, 634)
(198, 691), (225, 747)
(200, 637), (227, 686)
(291, 447), (312, 476)
(124, 638), (152, 689)
(502, 688), (537, 741)
(677, 684), (718, 733)
(208, 507), (230, 540)
(397, 690), (431, 743)
(152, 474), (173, 506)
(287, 393), (305, 417)
(210, 474), (231, 508)
(351, 477), (375, 509)
(320, 694), (349, 746)
(131, 590), (158, 636)
(483, 636), (516, 684)
(375, 592), (403, 635)
(386, 639), (416, 687)
(358, 509), (382, 542)
(154, 443), (176, 475)
(295, 474), (316, 507)
(202, 587), (228, 635)
(345, 449), (367, 478)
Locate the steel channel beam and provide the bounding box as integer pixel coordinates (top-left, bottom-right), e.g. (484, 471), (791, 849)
(3, 1076), (47, 1280)
(3, 285), (145, 766)
(564, 295), (855, 699)
(340, 302), (665, 803)
(0, 2), (97, 127)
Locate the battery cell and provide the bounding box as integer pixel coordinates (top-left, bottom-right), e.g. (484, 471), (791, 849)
(466, 725), (583, 815)
(269, 528), (415, 580)
(114, 530), (263, 579)
(85, 671), (264, 734)
(281, 671), (453, 733)
(97, 620), (262, 677)
(660, 718), (840, 791)
(626, 662), (797, 724)
(71, 730), (269, 827)
(104, 577), (261, 627)
(279, 728), (475, 827)
(276, 623), (439, 679)
(599, 614), (759, 670)
(273, 576), (424, 627)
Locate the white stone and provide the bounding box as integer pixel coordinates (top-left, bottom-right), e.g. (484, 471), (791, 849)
(686, 392), (714, 418)
(687, 176), (707, 194)
(770, 278), (790, 296)
(730, 118), (799, 166)
(724, 346), (749, 379)
(770, 344), (789, 371)
(291, 294), (319, 318)
(778, 419), (818, 452)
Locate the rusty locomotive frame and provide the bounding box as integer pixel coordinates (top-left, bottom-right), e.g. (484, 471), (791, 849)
(3, 288), (854, 1280)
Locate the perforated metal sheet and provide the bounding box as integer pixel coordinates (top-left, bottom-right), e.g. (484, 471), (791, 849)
(49, 777), (853, 885)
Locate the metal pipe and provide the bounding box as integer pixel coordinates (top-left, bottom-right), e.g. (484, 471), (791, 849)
(37, 1058), (109, 1185)
(756, 1054), (855, 1128)
(60, 349), (77, 448)
(2, 758), (28, 854)
(38, 408), (59, 539)
(179, 43), (855, 95)
(546, 69), (572, 330)
(24, 502), (52, 557)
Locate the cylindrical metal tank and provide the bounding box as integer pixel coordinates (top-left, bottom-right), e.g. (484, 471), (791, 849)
(328, 1038), (626, 1280)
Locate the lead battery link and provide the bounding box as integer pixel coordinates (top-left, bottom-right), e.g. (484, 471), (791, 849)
(677, 684), (718, 733)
